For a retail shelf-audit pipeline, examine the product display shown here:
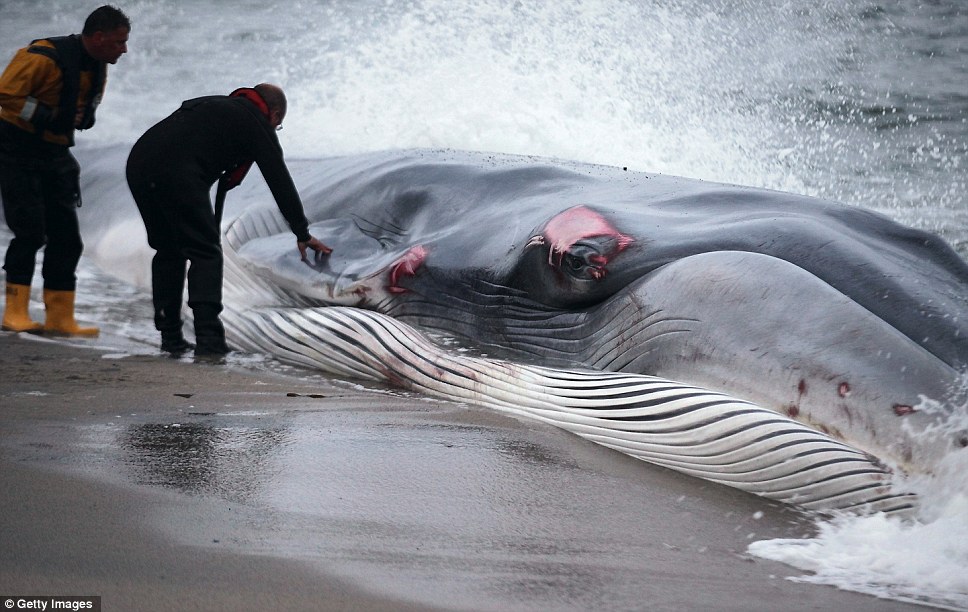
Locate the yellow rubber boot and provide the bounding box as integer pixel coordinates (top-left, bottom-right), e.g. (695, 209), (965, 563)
(42, 289), (99, 337)
(2, 283), (43, 333)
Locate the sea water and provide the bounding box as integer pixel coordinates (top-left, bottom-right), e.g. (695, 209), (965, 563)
(1, 0), (966, 608)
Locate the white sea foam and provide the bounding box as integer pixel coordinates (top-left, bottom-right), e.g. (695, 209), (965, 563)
(749, 399), (968, 611)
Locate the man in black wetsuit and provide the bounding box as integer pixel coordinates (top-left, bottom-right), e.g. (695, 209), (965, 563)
(126, 83), (331, 356)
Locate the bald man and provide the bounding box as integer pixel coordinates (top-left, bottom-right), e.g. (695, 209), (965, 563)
(126, 83), (331, 356)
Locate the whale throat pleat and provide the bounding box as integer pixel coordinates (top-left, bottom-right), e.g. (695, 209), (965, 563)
(221, 304), (916, 515)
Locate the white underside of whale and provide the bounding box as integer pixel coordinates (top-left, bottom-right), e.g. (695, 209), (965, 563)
(219, 293), (914, 515)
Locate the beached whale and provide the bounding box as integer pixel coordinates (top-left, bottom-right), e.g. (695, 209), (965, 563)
(81, 147), (968, 512)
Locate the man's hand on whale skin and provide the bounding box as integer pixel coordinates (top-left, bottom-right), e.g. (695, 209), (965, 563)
(298, 236), (333, 263)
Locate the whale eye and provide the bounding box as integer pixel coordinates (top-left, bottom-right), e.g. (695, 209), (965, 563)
(559, 244), (603, 280)
(512, 206), (633, 307)
(563, 251), (585, 271)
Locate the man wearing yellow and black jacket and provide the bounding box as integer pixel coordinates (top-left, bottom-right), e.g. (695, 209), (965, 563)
(0, 5), (129, 336)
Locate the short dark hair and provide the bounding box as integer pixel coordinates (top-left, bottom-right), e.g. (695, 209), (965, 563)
(254, 83), (288, 118)
(82, 5), (130, 36)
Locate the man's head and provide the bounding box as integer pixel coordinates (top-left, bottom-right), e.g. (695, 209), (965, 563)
(254, 83), (287, 130)
(82, 5), (130, 64)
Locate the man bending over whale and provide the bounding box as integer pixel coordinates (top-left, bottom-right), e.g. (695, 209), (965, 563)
(126, 83), (331, 356)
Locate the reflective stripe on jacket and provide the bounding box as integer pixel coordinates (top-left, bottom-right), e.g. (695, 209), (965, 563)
(0, 36), (106, 147)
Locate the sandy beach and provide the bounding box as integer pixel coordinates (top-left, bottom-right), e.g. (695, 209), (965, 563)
(0, 331), (933, 611)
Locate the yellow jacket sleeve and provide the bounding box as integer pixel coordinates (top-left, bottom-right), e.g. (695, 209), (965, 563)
(0, 41), (64, 137)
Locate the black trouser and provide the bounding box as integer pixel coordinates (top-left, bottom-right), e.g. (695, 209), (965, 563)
(0, 122), (83, 291)
(125, 165), (224, 338)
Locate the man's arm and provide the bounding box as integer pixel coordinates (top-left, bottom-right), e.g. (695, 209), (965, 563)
(0, 44), (62, 133)
(249, 123), (333, 257)
(250, 123), (312, 237)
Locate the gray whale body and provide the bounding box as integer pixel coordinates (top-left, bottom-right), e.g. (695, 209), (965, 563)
(229, 149), (968, 478)
(78, 147), (968, 511)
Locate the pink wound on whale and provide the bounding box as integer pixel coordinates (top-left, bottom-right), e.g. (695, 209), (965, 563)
(541, 205), (633, 268)
(388, 245), (428, 294)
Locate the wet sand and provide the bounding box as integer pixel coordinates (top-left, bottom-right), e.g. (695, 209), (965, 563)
(0, 331), (932, 611)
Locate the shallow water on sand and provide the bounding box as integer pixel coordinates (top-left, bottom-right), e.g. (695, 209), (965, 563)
(3, 381), (831, 612)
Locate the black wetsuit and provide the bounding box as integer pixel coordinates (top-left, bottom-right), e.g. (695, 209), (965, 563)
(126, 95), (311, 347)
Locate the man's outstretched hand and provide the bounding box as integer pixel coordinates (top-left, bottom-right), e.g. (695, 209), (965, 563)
(298, 236), (333, 263)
